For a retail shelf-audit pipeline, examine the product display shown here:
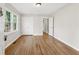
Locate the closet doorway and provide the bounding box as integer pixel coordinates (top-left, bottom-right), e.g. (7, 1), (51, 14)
(43, 18), (49, 35)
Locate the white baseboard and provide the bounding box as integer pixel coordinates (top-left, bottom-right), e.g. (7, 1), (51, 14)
(33, 34), (43, 36)
(49, 34), (53, 37)
(5, 35), (21, 49)
(54, 36), (79, 51)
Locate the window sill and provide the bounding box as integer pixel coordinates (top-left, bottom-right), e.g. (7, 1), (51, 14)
(4, 30), (17, 35)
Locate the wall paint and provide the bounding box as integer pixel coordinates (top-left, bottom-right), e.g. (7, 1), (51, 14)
(53, 4), (79, 51)
(0, 3), (5, 55)
(0, 16), (4, 54)
(0, 17), (4, 54)
(4, 4), (21, 48)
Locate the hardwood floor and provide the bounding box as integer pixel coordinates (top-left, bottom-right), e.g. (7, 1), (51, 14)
(5, 33), (79, 55)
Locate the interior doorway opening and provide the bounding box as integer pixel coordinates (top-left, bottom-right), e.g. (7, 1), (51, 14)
(43, 18), (49, 35)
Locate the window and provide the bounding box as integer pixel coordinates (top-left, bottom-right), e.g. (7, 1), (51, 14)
(4, 10), (18, 33)
(13, 14), (17, 30)
(4, 11), (11, 32)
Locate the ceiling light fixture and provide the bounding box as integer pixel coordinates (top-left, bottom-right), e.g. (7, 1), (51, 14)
(35, 3), (42, 7)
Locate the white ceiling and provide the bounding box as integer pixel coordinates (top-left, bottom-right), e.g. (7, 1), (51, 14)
(11, 3), (67, 16)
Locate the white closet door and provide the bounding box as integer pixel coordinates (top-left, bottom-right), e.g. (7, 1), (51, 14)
(49, 17), (54, 36)
(22, 16), (33, 35)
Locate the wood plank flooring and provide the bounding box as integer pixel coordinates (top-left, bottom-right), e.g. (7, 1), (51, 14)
(5, 33), (79, 55)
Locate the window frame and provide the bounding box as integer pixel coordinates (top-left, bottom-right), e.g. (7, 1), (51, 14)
(4, 8), (18, 35)
(12, 13), (18, 31)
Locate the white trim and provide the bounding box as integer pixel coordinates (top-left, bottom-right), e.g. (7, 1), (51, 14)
(5, 34), (21, 48)
(4, 7), (18, 33)
(49, 34), (53, 37)
(54, 36), (79, 51)
(4, 30), (17, 35)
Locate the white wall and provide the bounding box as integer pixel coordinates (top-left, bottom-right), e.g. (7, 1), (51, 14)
(0, 3), (5, 55)
(21, 16), (33, 35)
(0, 16), (4, 55)
(21, 16), (43, 35)
(53, 4), (79, 51)
(4, 4), (21, 48)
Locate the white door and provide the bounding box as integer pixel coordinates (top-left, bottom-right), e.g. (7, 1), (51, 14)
(22, 16), (33, 35)
(49, 17), (54, 36)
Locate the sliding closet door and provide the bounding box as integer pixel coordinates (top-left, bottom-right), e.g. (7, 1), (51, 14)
(49, 17), (54, 36)
(22, 16), (33, 35)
